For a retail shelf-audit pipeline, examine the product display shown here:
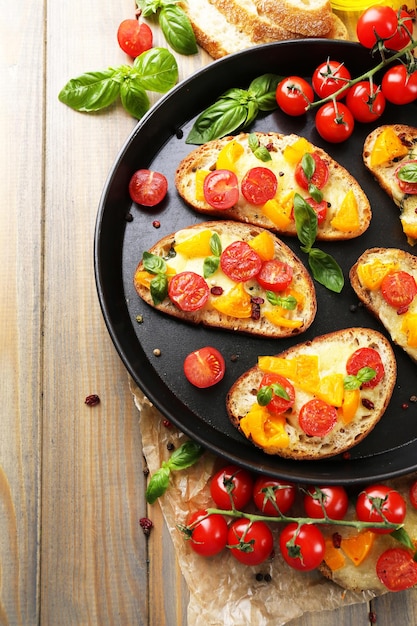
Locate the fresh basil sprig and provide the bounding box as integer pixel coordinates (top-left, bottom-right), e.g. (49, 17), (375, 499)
(266, 291), (297, 310)
(248, 133), (272, 162)
(58, 48), (178, 119)
(203, 233), (222, 278)
(142, 251), (169, 304)
(146, 440), (205, 504)
(137, 0), (198, 55)
(257, 383), (290, 407)
(293, 193), (344, 293)
(344, 367), (376, 390)
(186, 73), (282, 145)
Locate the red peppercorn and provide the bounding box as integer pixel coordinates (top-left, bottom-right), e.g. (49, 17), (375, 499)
(139, 517), (153, 536)
(85, 394), (100, 406)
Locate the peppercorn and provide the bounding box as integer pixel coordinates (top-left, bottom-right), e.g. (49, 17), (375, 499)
(85, 394), (100, 406)
(139, 517), (153, 536)
(167, 442), (175, 451)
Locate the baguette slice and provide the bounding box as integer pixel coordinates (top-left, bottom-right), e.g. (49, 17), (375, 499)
(254, 0), (333, 36)
(134, 221), (316, 338)
(176, 132), (371, 240)
(363, 124), (417, 245)
(226, 328), (396, 459)
(350, 247), (417, 363)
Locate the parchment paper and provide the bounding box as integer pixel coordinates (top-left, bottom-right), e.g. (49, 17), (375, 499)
(130, 379), (382, 625)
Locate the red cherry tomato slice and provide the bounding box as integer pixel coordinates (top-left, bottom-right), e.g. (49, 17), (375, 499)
(220, 241), (262, 282)
(227, 519), (274, 566)
(395, 161), (417, 195)
(377, 548), (417, 591)
(210, 465), (254, 510)
(117, 19), (153, 58)
(168, 271), (209, 311)
(345, 81), (386, 123)
(409, 481), (417, 509)
(241, 167), (278, 205)
(356, 5), (398, 49)
(183, 346), (225, 388)
(253, 477), (296, 515)
(279, 522), (325, 571)
(312, 60), (351, 100)
(256, 260), (293, 292)
(275, 76), (314, 116)
(259, 373), (295, 415)
(356, 484), (407, 534)
(315, 102), (355, 144)
(129, 169), (168, 206)
(203, 169), (239, 210)
(298, 398), (337, 437)
(303, 197), (328, 224)
(187, 509), (228, 557)
(294, 152), (329, 190)
(380, 270), (417, 310)
(346, 347), (384, 389)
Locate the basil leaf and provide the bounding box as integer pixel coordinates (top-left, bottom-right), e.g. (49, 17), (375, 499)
(390, 527), (415, 550)
(120, 79), (150, 119)
(293, 193), (318, 252)
(143, 251), (167, 274)
(159, 5), (198, 55)
(203, 256), (220, 278)
(249, 73), (282, 110)
(301, 153), (315, 181)
(136, 0), (164, 18)
(186, 99), (249, 144)
(343, 375), (361, 390)
(58, 69), (121, 112)
(248, 133), (271, 161)
(210, 233), (222, 256)
(344, 367), (376, 390)
(133, 47), (178, 93)
(266, 291), (297, 310)
(257, 386), (273, 406)
(245, 99), (259, 127)
(150, 273), (168, 304)
(145, 464), (171, 504)
(308, 248), (344, 293)
(308, 183), (323, 203)
(248, 133), (259, 153)
(167, 440), (205, 470)
(397, 162), (417, 183)
(271, 383), (290, 401)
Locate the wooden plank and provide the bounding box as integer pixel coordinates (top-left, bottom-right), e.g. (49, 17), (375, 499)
(0, 1), (45, 623)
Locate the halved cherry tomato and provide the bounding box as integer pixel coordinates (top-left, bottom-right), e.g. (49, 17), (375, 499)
(183, 346), (225, 388)
(259, 372), (296, 415)
(256, 260), (293, 292)
(303, 197), (328, 224)
(186, 509), (228, 557)
(117, 19), (153, 58)
(203, 169), (239, 209)
(312, 59), (351, 100)
(275, 76), (314, 116)
(356, 5), (399, 49)
(129, 169), (168, 206)
(294, 152), (329, 190)
(409, 480), (417, 509)
(241, 167), (278, 205)
(381, 65), (417, 105)
(377, 548), (417, 591)
(345, 81), (386, 123)
(220, 241), (262, 282)
(385, 9), (414, 51)
(395, 161), (417, 195)
(381, 270), (417, 310)
(168, 271), (209, 311)
(210, 465), (254, 510)
(303, 486), (349, 520)
(253, 477), (296, 515)
(315, 102), (355, 144)
(228, 519), (274, 565)
(356, 484), (407, 534)
(298, 398), (337, 437)
(346, 347), (384, 389)
(279, 522), (325, 571)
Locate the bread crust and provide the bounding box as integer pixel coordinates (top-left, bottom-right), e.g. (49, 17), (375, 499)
(226, 328), (396, 459)
(350, 247), (417, 363)
(254, 0), (333, 36)
(134, 221), (317, 338)
(176, 132), (371, 241)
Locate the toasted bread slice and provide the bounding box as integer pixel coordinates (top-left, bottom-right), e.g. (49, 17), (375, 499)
(350, 247), (417, 363)
(254, 0), (333, 36)
(134, 221), (316, 338)
(226, 328), (396, 459)
(176, 132), (371, 241)
(363, 125), (417, 245)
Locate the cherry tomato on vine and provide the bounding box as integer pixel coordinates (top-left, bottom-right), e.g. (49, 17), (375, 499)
(259, 372), (296, 415)
(381, 65), (417, 105)
(380, 270), (417, 310)
(168, 271), (210, 312)
(409, 480), (417, 509)
(129, 169), (168, 206)
(228, 519), (274, 565)
(345, 81), (386, 123)
(276, 76), (314, 116)
(385, 9), (414, 51)
(356, 5), (399, 49)
(183, 346), (225, 388)
(241, 167), (278, 205)
(315, 102), (354, 143)
(345, 347), (384, 389)
(186, 509), (228, 557)
(256, 260), (293, 292)
(356, 484), (407, 533)
(303, 486), (349, 520)
(220, 240), (262, 282)
(298, 398), (337, 437)
(253, 477), (296, 515)
(210, 465), (254, 510)
(312, 60), (351, 100)
(117, 19), (153, 58)
(203, 169), (239, 210)
(294, 152), (329, 190)
(279, 523), (325, 571)
(376, 548), (417, 591)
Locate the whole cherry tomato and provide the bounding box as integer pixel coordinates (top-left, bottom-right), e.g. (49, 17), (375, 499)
(117, 19), (153, 58)
(279, 522), (325, 571)
(253, 477), (296, 515)
(210, 465), (254, 510)
(129, 169), (167, 206)
(276, 76), (314, 116)
(385, 9), (414, 51)
(186, 509), (228, 557)
(376, 548), (417, 591)
(303, 485), (349, 520)
(345, 81), (386, 123)
(183, 346), (225, 388)
(312, 59), (351, 100)
(315, 102), (355, 143)
(381, 65), (417, 105)
(228, 519), (274, 565)
(241, 167), (278, 205)
(356, 5), (399, 49)
(356, 484), (407, 533)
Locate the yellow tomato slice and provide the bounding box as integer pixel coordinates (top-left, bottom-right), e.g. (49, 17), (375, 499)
(370, 127), (409, 167)
(248, 230), (275, 261)
(330, 189), (360, 232)
(174, 229), (213, 257)
(210, 282), (252, 318)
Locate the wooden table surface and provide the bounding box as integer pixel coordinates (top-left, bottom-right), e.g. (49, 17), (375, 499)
(2, 1), (417, 624)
